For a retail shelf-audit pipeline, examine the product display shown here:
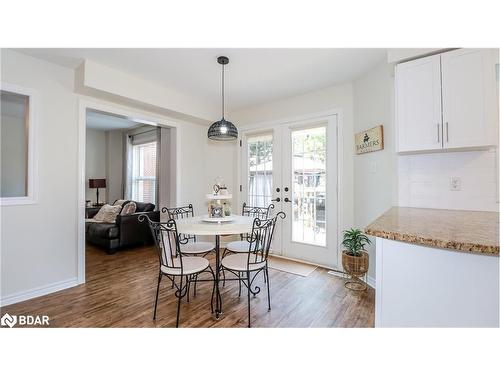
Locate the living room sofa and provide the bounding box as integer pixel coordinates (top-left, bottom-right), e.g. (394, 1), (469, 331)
(85, 201), (159, 254)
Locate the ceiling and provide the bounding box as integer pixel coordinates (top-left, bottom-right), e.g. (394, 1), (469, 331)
(17, 48), (386, 111)
(86, 110), (140, 131)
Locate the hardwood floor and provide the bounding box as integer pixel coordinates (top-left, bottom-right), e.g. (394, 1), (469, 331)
(2, 244), (375, 328)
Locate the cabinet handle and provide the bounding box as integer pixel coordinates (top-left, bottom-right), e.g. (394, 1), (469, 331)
(437, 123), (440, 143)
(446, 122), (449, 143)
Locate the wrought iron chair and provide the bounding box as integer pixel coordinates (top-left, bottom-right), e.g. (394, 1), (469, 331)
(222, 203), (274, 287)
(220, 212), (285, 327)
(139, 214), (215, 328)
(162, 204), (216, 298)
(224, 202), (274, 254)
(162, 204), (215, 257)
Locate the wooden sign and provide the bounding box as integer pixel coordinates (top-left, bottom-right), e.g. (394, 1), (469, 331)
(355, 125), (384, 154)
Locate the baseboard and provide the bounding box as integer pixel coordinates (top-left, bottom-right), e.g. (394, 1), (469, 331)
(367, 275), (376, 289)
(0, 277), (79, 307)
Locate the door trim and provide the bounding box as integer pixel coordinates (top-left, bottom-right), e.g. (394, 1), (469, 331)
(77, 98), (184, 285)
(237, 109), (343, 268)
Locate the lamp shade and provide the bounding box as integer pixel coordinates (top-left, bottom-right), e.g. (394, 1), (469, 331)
(89, 178), (106, 188)
(208, 118), (238, 140)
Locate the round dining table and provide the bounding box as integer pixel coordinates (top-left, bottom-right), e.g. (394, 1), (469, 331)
(176, 215), (254, 319)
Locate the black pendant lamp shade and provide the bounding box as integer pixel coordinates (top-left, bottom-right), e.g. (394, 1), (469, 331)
(208, 56), (238, 141)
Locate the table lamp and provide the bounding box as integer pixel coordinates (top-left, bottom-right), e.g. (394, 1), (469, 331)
(89, 178), (106, 205)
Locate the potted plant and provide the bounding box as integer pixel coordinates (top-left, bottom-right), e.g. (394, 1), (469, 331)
(341, 228), (371, 290)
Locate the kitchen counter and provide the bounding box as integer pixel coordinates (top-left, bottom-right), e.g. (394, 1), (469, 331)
(366, 206), (499, 327)
(365, 207), (499, 256)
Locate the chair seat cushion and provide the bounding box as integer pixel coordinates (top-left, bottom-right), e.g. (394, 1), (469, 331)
(226, 240), (251, 253)
(161, 257), (210, 276)
(221, 253), (266, 272)
(180, 241), (214, 254)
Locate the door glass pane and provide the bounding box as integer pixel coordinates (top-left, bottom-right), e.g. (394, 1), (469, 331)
(1, 90), (29, 197)
(291, 127), (326, 246)
(247, 134), (273, 207)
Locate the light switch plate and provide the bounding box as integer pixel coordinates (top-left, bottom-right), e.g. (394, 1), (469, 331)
(450, 177), (462, 191)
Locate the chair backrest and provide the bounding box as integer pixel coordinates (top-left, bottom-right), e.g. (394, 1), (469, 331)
(241, 203), (274, 241)
(242, 202), (274, 219)
(245, 211), (286, 270)
(139, 214), (184, 274)
(162, 204), (196, 243)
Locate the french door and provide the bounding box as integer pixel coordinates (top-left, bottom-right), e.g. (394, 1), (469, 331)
(241, 115), (338, 268)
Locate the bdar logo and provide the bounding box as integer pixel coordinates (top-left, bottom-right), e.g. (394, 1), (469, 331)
(1, 313), (17, 328)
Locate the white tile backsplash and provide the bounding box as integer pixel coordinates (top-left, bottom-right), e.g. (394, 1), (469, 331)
(398, 149), (499, 211)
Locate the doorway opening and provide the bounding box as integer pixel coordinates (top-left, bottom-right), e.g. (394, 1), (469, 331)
(78, 103), (178, 284)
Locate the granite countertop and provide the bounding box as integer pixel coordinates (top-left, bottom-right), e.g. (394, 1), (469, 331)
(365, 207), (499, 256)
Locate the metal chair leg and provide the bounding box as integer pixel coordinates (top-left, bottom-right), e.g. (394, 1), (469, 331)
(193, 274), (198, 297)
(153, 273), (162, 320)
(238, 272), (242, 297)
(265, 266), (271, 311)
(247, 271), (251, 328)
(186, 276), (191, 302)
(176, 277), (183, 328)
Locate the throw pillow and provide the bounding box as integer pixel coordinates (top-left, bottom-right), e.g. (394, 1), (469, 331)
(114, 199), (127, 206)
(93, 204), (122, 223)
(121, 201), (137, 215)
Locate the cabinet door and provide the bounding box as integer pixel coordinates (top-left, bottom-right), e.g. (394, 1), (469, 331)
(441, 49), (497, 149)
(396, 54), (443, 152)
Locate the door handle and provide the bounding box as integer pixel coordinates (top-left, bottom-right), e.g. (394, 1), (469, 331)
(437, 123), (440, 143)
(284, 197), (291, 203)
(271, 197), (281, 202)
(446, 122), (449, 143)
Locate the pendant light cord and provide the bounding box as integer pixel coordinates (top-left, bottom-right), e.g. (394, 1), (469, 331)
(221, 63), (225, 118)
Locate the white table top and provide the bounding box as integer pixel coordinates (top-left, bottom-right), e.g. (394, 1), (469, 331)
(176, 215), (254, 236)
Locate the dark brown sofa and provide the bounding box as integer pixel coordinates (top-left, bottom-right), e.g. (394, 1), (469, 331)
(85, 200), (159, 254)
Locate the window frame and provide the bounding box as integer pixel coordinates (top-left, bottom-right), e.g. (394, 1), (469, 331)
(0, 82), (38, 206)
(130, 140), (157, 204)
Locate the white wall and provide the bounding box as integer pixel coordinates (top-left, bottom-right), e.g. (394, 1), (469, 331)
(85, 128), (107, 203)
(1, 49), (79, 303)
(398, 149), (498, 211)
(0, 49), (220, 305)
(353, 61), (398, 281)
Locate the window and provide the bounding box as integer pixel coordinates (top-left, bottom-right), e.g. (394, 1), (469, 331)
(131, 141), (157, 203)
(247, 134), (273, 207)
(1, 84), (37, 205)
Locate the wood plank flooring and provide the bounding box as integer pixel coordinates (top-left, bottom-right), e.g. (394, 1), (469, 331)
(1, 244), (375, 328)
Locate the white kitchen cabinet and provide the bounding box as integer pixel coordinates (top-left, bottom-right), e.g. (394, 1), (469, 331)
(441, 49), (497, 149)
(396, 54), (443, 152)
(396, 49), (498, 153)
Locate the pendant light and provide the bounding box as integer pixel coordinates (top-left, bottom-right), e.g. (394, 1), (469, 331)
(208, 56), (238, 140)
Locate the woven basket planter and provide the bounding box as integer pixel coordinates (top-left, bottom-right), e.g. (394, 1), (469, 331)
(342, 250), (369, 290)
